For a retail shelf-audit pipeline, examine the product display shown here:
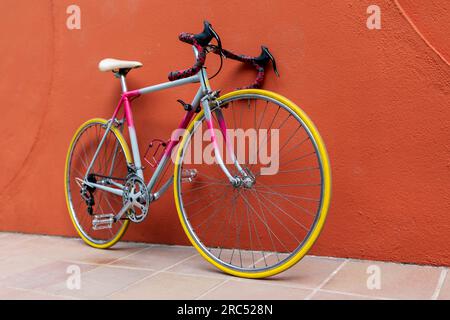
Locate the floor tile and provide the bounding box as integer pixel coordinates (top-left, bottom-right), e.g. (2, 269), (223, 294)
(310, 290), (380, 300)
(0, 260), (97, 290)
(200, 280), (312, 300)
(168, 254), (345, 289)
(0, 233), (36, 247)
(0, 287), (72, 300)
(109, 272), (224, 300)
(110, 245), (197, 270)
(0, 232), (446, 301)
(322, 260), (441, 299)
(239, 256), (345, 290)
(0, 255), (53, 280)
(436, 270), (450, 300)
(41, 265), (154, 299)
(0, 235), (149, 263)
(165, 255), (229, 278)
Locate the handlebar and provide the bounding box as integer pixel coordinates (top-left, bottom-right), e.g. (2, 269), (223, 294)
(167, 21), (279, 89)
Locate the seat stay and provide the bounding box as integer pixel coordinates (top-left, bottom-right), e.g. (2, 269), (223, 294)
(84, 120), (114, 180)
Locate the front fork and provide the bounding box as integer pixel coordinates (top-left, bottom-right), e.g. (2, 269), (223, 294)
(201, 95), (253, 187)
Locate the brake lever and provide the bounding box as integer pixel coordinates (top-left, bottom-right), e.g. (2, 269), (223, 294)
(262, 46), (280, 77)
(208, 24), (225, 58)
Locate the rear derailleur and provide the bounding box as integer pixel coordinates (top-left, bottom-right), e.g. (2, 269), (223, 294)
(80, 174), (97, 215)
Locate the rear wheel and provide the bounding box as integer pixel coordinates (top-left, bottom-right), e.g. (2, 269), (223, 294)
(174, 89), (331, 278)
(64, 118), (131, 249)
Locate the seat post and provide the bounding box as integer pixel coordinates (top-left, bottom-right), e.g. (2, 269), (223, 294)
(114, 68), (130, 93)
(119, 74), (128, 93)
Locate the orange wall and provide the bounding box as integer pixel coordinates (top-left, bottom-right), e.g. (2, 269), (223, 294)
(1, 0), (449, 266)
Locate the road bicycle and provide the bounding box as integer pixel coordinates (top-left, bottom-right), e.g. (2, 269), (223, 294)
(64, 21), (331, 278)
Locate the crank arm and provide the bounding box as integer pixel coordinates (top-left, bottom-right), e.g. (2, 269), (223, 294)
(152, 176), (173, 201)
(114, 188), (146, 221)
(114, 201), (133, 222)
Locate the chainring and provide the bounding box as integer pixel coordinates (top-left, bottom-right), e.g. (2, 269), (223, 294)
(122, 174), (150, 223)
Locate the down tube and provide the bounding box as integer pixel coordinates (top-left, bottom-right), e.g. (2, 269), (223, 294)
(146, 109), (196, 192)
(145, 87), (204, 192)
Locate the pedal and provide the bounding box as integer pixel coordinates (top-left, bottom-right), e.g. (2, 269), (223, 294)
(181, 169), (198, 183)
(92, 214), (114, 230)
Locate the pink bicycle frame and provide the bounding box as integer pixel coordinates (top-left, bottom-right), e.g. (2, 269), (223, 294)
(84, 46), (240, 206)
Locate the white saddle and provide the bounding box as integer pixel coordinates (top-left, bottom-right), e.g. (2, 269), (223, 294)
(98, 58), (143, 72)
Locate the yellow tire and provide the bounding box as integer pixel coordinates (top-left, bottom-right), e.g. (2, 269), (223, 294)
(174, 89), (331, 278)
(64, 118), (131, 249)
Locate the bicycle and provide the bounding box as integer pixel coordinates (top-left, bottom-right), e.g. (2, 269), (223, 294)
(64, 21), (331, 278)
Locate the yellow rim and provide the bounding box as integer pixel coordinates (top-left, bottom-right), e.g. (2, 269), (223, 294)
(64, 118), (132, 249)
(173, 89), (332, 278)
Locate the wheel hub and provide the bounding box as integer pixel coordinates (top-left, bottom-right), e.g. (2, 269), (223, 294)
(233, 167), (256, 189)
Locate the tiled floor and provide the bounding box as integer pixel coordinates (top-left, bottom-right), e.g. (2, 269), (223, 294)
(0, 232), (448, 300)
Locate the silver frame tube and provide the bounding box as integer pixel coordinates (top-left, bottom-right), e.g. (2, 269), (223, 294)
(83, 181), (124, 196)
(128, 126), (144, 179)
(120, 75), (128, 92)
(138, 74), (200, 95)
(84, 121), (113, 179)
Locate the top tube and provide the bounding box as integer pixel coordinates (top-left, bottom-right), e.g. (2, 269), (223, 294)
(126, 46), (210, 97)
(138, 74), (201, 96)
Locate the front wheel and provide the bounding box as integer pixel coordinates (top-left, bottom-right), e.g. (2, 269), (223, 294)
(174, 89), (331, 278)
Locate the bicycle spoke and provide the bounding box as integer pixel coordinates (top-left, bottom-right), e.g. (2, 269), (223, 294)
(238, 191), (291, 253)
(181, 182), (229, 194)
(206, 190), (239, 257)
(188, 189), (232, 220)
(196, 171), (227, 183)
(255, 184), (320, 217)
(254, 188), (320, 203)
(281, 151), (316, 167)
(280, 136), (310, 159)
(259, 183), (321, 188)
(234, 195), (243, 268)
(254, 189), (309, 232)
(250, 189), (280, 262)
(183, 185), (228, 208)
(196, 191), (234, 230)
(242, 190), (256, 267)
(256, 101), (269, 132)
(249, 107), (290, 171)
